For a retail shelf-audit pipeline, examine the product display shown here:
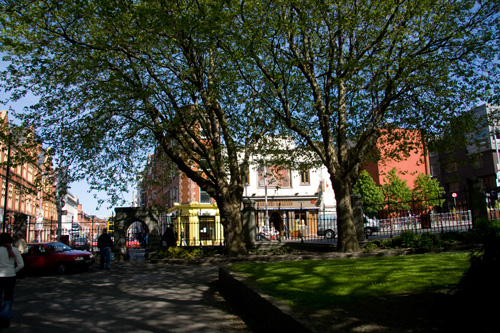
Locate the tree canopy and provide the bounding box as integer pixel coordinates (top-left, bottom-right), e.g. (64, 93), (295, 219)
(1, 0), (499, 253)
(0, 0), (284, 255)
(413, 173), (445, 208)
(227, 0), (499, 251)
(381, 168), (413, 211)
(353, 170), (384, 213)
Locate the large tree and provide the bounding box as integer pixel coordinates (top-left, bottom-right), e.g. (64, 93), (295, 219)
(229, 0), (499, 251)
(0, 0), (279, 256)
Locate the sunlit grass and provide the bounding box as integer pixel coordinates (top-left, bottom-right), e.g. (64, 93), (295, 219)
(231, 252), (470, 309)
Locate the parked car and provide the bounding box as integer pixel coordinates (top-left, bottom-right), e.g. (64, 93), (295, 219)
(363, 214), (380, 236)
(317, 214), (338, 239)
(126, 237), (140, 249)
(23, 242), (94, 274)
(72, 237), (90, 251)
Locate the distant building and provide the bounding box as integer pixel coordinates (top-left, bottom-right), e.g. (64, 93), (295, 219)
(76, 204), (107, 243)
(61, 191), (79, 235)
(364, 129), (431, 189)
(430, 104), (500, 202)
(241, 139), (336, 238)
(0, 110), (57, 242)
(138, 137), (337, 241)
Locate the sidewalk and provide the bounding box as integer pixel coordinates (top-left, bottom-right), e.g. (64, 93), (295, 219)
(9, 262), (249, 333)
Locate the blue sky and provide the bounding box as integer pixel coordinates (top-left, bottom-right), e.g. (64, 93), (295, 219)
(0, 94), (133, 219)
(0, 60), (132, 218)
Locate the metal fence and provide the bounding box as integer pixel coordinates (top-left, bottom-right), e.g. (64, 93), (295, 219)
(368, 210), (473, 239)
(255, 209), (337, 244)
(165, 214), (225, 247)
(17, 190), (494, 249)
(254, 195), (476, 243)
(23, 220), (106, 251)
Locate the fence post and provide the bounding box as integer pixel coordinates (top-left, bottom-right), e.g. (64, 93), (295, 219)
(242, 199), (256, 249)
(352, 194), (365, 244)
(468, 177), (488, 225)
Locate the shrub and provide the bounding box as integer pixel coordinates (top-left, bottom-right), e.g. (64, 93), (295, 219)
(399, 231), (419, 248)
(416, 232), (440, 252)
(366, 231), (464, 253)
(156, 246), (215, 259)
(459, 221), (500, 299)
(362, 242), (378, 253)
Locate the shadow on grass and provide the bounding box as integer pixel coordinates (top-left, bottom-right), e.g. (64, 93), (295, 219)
(230, 253), (498, 332)
(299, 290), (498, 332)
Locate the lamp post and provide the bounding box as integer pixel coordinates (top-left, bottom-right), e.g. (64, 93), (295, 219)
(494, 126), (500, 188)
(91, 215), (94, 251)
(263, 162), (269, 228)
(2, 141), (10, 233)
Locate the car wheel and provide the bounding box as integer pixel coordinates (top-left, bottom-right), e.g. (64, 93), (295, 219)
(325, 230), (335, 239)
(56, 263), (67, 274)
(365, 227), (373, 236)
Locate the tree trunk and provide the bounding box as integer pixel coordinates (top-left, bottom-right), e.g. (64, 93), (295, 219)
(219, 198), (247, 256)
(334, 179), (361, 253)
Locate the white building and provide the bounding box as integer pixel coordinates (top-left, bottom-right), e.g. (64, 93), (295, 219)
(242, 138), (337, 237)
(61, 191), (80, 236)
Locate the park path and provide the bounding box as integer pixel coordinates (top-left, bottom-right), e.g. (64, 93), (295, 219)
(9, 261), (249, 333)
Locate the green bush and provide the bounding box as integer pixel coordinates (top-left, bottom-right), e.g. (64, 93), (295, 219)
(399, 231), (420, 248)
(417, 232), (440, 252)
(459, 220), (500, 300)
(156, 246), (221, 259)
(365, 231), (462, 253)
(471, 218), (500, 240)
(362, 242), (378, 253)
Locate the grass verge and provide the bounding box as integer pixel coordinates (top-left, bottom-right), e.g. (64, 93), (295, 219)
(231, 252), (472, 332)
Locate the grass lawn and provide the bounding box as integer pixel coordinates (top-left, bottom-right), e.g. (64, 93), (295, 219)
(231, 252), (473, 332)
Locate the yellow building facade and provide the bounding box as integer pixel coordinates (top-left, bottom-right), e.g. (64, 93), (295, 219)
(168, 202), (223, 246)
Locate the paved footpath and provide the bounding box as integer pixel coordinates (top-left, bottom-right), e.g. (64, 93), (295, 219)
(9, 261), (250, 333)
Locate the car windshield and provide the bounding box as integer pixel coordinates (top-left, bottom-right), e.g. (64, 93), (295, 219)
(47, 242), (73, 253)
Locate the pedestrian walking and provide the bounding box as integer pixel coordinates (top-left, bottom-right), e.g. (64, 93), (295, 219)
(283, 221), (289, 240)
(162, 225), (177, 248)
(14, 232), (28, 255)
(180, 229), (187, 246)
(0, 233), (24, 329)
(97, 228), (114, 270)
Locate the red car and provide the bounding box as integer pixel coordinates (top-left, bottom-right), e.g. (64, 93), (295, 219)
(126, 237), (140, 249)
(23, 242), (95, 274)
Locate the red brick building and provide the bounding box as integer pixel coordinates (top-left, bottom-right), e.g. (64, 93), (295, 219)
(364, 129), (431, 189)
(0, 110), (57, 241)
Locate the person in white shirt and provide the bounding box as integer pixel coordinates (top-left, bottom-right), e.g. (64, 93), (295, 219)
(0, 233), (24, 329)
(14, 232), (28, 255)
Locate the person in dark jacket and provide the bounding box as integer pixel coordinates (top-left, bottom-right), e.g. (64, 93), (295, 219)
(97, 228), (113, 270)
(162, 226), (177, 248)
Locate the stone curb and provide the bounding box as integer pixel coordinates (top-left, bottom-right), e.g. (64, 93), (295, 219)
(218, 265), (315, 333)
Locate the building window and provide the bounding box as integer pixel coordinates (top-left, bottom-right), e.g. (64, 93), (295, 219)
(471, 154), (483, 169)
(258, 166), (291, 188)
(244, 169), (250, 185)
(430, 165), (439, 177)
(444, 162), (457, 173)
(300, 169), (310, 185)
(200, 190), (211, 204)
(449, 182), (460, 193)
(199, 216), (215, 241)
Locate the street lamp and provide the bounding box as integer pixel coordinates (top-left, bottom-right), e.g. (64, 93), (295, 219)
(494, 126), (500, 188)
(2, 141), (10, 233)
